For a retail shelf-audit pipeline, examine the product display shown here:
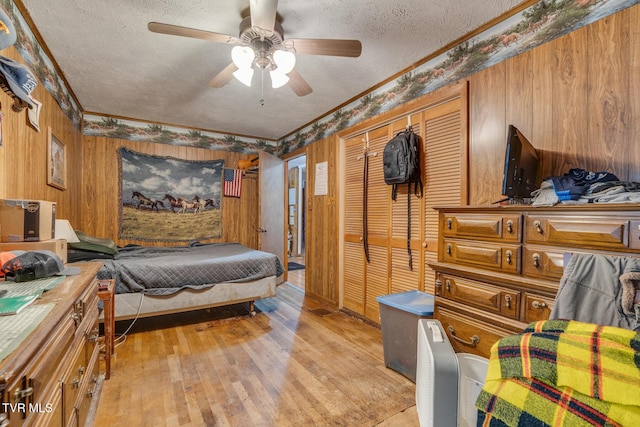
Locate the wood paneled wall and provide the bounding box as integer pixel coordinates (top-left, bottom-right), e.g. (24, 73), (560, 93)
(0, 47), (83, 225)
(79, 135), (260, 248)
(468, 5), (640, 205)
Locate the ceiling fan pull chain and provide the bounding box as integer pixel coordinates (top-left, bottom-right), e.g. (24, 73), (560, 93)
(260, 67), (265, 106)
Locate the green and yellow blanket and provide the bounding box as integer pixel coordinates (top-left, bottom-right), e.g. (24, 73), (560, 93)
(476, 320), (640, 426)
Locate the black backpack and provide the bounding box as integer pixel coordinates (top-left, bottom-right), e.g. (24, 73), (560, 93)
(382, 127), (423, 270)
(383, 128), (423, 200)
(382, 128), (422, 200)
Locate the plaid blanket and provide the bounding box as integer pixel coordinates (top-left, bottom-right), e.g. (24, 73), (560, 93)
(476, 320), (640, 426)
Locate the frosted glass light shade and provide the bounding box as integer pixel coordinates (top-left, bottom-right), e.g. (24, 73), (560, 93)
(233, 67), (254, 86)
(273, 50), (296, 74)
(270, 69), (290, 88)
(231, 46), (255, 69)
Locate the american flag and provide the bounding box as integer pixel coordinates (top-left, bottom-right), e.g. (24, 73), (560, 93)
(223, 168), (242, 198)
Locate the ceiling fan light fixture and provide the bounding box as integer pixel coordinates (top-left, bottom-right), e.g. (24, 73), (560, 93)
(231, 45), (255, 69)
(270, 69), (290, 88)
(233, 67), (254, 86)
(273, 50), (296, 74)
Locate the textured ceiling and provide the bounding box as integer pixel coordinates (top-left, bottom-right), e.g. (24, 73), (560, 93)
(19, 0), (521, 140)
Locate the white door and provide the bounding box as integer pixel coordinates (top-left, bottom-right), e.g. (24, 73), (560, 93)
(259, 151), (285, 265)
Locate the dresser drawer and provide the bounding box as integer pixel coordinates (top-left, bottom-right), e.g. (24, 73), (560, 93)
(63, 339), (88, 426)
(525, 215), (632, 250)
(442, 213), (521, 242)
(77, 345), (100, 426)
(439, 274), (520, 319)
(522, 246), (565, 280)
(442, 239), (520, 274)
(435, 306), (514, 358)
(523, 293), (554, 323)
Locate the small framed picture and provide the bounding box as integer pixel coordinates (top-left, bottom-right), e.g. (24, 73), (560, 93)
(47, 127), (66, 190)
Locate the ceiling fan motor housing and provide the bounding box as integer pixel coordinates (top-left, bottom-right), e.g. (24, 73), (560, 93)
(239, 16), (287, 69)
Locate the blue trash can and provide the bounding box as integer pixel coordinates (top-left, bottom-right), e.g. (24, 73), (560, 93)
(376, 290), (435, 382)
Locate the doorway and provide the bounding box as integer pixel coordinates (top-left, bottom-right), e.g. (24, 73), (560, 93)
(287, 155), (306, 290)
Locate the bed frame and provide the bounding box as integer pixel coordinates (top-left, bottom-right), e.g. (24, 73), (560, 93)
(107, 275), (282, 321)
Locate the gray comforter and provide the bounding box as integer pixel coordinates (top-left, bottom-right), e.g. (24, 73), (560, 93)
(97, 242), (285, 295)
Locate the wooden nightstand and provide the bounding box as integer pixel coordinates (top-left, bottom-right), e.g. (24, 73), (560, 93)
(97, 279), (115, 379)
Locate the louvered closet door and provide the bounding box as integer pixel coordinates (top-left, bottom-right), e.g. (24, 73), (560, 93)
(423, 98), (466, 293)
(341, 85), (468, 322)
(362, 126), (391, 322)
(343, 135), (366, 314)
(388, 113), (423, 294)
(342, 126), (391, 320)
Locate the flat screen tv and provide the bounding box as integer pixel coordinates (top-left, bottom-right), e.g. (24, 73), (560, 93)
(501, 125), (539, 202)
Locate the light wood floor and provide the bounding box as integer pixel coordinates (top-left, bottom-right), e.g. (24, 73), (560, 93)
(93, 283), (420, 426)
(287, 256), (305, 291)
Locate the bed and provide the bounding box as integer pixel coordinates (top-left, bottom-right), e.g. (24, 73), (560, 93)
(70, 238), (285, 321)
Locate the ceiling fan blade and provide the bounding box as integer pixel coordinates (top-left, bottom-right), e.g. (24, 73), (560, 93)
(249, 0), (278, 33)
(286, 38), (362, 57)
(208, 63), (239, 88)
(148, 22), (238, 44)
(288, 69), (312, 97)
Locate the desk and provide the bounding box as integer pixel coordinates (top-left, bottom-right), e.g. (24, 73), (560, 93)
(97, 279), (115, 379)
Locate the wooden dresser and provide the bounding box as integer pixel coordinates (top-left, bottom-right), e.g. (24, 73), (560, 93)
(430, 204), (640, 358)
(0, 262), (102, 427)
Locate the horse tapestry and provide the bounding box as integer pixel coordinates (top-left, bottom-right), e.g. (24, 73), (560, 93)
(119, 148), (223, 242)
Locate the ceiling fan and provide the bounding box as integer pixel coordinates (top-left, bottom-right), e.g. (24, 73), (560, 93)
(148, 0), (362, 97)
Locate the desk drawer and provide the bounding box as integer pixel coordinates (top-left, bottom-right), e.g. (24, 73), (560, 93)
(442, 213), (521, 242)
(442, 239), (520, 274)
(522, 246), (565, 280)
(435, 306), (513, 358)
(523, 294), (554, 324)
(525, 216), (631, 250)
(439, 274), (520, 319)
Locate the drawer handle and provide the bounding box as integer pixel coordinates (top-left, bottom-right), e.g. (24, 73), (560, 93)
(447, 325), (480, 347)
(447, 218), (452, 230)
(445, 279), (451, 293)
(446, 244), (452, 255)
(506, 250), (513, 264)
(13, 386), (33, 402)
(532, 253), (540, 269)
(532, 301), (548, 309)
(534, 220), (543, 234)
(435, 278), (442, 295)
(87, 327), (99, 343)
(506, 220), (513, 234)
(505, 294), (512, 309)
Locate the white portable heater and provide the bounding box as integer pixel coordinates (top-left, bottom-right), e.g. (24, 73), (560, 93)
(416, 319), (489, 427)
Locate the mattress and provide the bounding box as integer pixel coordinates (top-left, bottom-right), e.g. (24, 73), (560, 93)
(97, 242), (285, 295)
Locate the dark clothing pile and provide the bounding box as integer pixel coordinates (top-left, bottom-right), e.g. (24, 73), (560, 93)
(549, 168), (619, 201)
(532, 168), (640, 206)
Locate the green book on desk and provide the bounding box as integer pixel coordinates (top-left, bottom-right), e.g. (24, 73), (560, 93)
(0, 294), (39, 316)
